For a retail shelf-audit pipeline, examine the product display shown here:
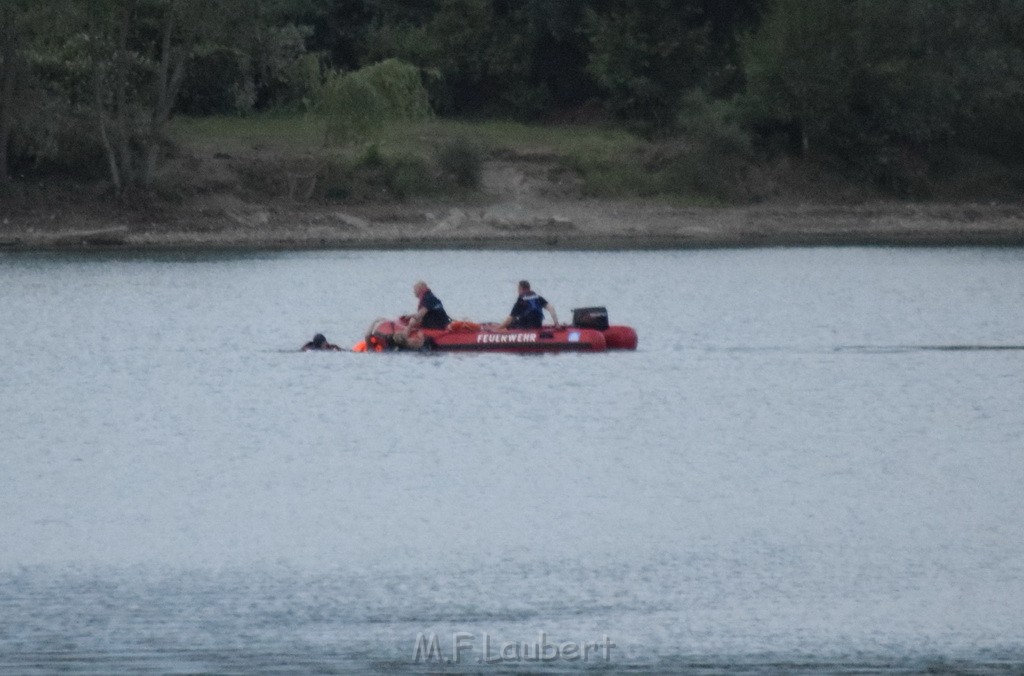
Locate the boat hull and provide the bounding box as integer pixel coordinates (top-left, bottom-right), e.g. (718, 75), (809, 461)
(603, 325), (638, 350)
(356, 318), (637, 353)
(426, 325), (607, 352)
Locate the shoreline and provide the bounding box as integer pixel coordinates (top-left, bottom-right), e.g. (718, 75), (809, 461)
(2, 199), (1023, 251)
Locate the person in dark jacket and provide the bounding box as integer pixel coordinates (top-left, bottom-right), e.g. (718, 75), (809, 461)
(302, 333), (342, 351)
(498, 280), (559, 329)
(405, 281), (451, 333)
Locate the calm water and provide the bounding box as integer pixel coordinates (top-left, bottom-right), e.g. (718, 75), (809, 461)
(1, 248), (1023, 674)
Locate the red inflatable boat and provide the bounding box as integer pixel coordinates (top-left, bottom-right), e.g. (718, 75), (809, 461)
(354, 307), (637, 353)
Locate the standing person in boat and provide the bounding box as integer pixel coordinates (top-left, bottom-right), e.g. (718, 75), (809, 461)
(498, 280), (559, 329)
(302, 333), (342, 351)
(404, 281), (451, 335)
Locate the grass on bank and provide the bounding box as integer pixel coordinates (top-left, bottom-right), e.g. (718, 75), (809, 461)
(173, 114), (639, 158)
(169, 113), (736, 204)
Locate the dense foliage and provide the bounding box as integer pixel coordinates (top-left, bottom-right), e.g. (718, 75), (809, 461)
(318, 57), (431, 143)
(744, 0), (1024, 186)
(1, 0), (1023, 196)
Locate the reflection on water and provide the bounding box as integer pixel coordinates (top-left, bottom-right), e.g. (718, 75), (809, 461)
(1, 247), (1023, 673)
(718, 344), (1024, 354)
(839, 344), (1024, 352)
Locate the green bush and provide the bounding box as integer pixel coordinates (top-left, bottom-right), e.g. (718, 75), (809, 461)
(560, 99), (753, 203)
(356, 147), (436, 199)
(314, 147), (439, 202)
(178, 46), (253, 115)
(358, 142), (385, 168)
(251, 24), (320, 110)
(669, 91), (754, 199)
(435, 136), (482, 188)
(10, 97), (108, 181)
(316, 158), (355, 200)
(317, 59), (432, 144)
(386, 156), (435, 199)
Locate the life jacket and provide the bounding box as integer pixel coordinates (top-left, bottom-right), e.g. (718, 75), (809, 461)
(514, 292), (545, 328)
(419, 290), (451, 329)
(352, 336), (385, 352)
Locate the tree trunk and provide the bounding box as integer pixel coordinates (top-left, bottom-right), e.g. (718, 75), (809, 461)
(141, 0), (190, 188)
(94, 68), (122, 194)
(112, 1), (135, 191)
(0, 11), (17, 186)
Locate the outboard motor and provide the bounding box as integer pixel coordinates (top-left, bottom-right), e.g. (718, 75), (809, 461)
(572, 306), (609, 330)
(572, 306), (637, 350)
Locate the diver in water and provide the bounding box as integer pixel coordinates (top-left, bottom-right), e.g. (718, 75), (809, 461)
(302, 333), (342, 351)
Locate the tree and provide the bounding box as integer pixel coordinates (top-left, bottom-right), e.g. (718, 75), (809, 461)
(515, 0), (598, 111)
(0, 1), (83, 185)
(361, 0), (595, 118)
(84, 0), (245, 193)
(584, 0), (766, 129)
(0, 4), (18, 185)
(742, 0), (853, 154)
(744, 0), (1024, 167)
(950, 0), (1024, 160)
(364, 0), (496, 114)
(356, 0), (768, 121)
(0, 2), (50, 185)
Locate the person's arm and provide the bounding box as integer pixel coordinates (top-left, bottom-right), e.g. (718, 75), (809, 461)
(405, 306), (427, 333)
(499, 299), (522, 330)
(365, 317), (388, 343)
(545, 303), (559, 327)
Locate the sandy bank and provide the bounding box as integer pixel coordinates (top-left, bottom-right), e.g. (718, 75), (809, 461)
(2, 198), (1022, 250)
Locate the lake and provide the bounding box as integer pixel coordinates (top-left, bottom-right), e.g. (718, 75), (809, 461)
(1, 247), (1023, 673)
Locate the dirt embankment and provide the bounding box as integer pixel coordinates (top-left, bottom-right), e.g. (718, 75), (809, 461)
(2, 155), (1023, 249)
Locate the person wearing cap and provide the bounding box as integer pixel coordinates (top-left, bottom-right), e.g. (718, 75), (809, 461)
(302, 333), (342, 351)
(404, 281), (451, 335)
(498, 280), (559, 329)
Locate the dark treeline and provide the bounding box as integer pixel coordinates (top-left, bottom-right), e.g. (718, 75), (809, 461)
(1, 0), (1023, 196)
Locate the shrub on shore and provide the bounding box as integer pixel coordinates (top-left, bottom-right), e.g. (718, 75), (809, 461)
(162, 113), (1024, 206)
(435, 137), (482, 189)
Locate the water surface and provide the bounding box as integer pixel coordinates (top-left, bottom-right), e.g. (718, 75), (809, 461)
(1, 248), (1023, 673)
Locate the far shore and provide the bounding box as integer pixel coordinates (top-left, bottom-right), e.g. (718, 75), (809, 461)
(2, 198), (1022, 250)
